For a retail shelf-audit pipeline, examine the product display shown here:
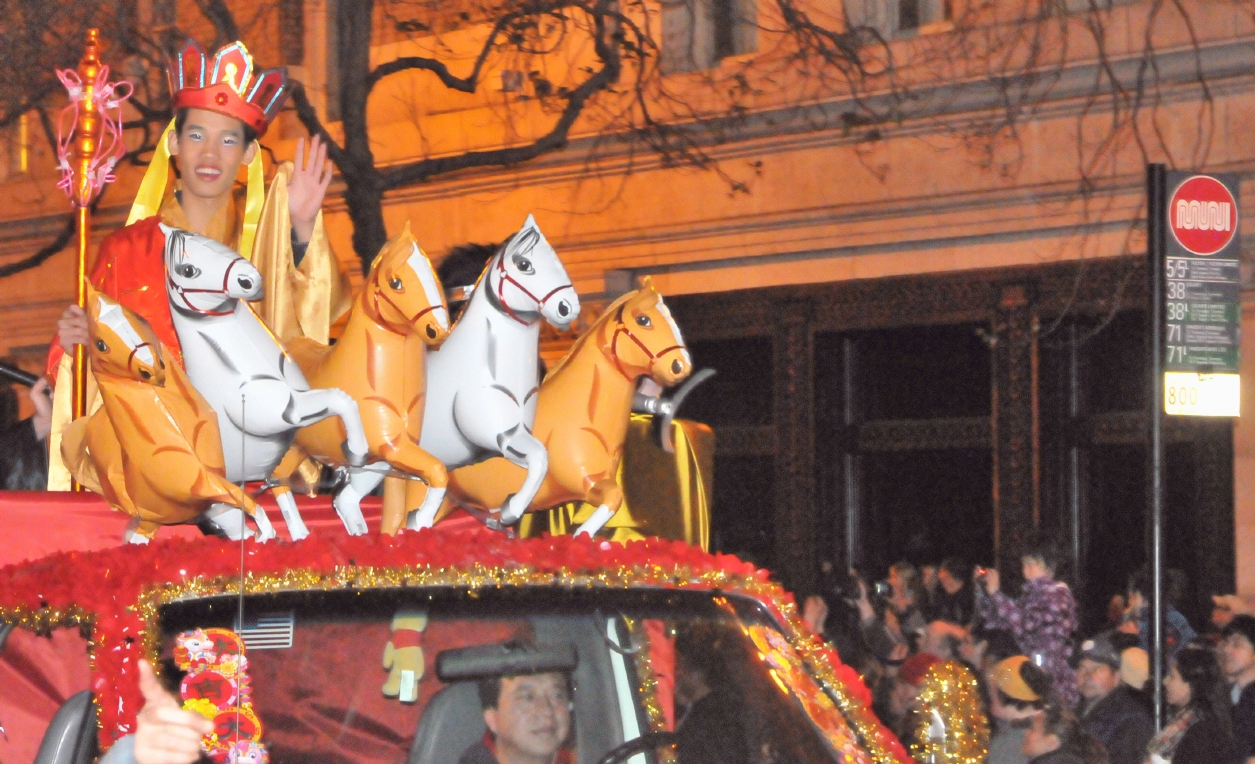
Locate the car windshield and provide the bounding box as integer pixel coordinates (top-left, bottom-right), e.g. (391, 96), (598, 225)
(156, 587), (859, 764)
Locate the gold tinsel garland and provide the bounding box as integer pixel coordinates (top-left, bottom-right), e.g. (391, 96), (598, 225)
(630, 618), (678, 764)
(909, 660), (990, 764)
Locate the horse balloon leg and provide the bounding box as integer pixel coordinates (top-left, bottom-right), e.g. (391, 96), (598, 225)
(369, 438), (447, 533)
(573, 478), (624, 538)
(269, 448), (312, 540)
(404, 484), (448, 532)
(334, 464), (387, 536)
(497, 430), (549, 526)
(204, 503), (277, 542)
(224, 382), (371, 467)
(124, 517), (151, 545)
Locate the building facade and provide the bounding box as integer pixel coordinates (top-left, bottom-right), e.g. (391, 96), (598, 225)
(1, 0), (1253, 627)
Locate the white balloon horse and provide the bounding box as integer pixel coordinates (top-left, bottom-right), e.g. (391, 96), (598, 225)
(162, 224), (369, 540)
(409, 215), (580, 530)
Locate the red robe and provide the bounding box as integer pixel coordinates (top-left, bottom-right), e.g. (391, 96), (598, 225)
(46, 216), (181, 377)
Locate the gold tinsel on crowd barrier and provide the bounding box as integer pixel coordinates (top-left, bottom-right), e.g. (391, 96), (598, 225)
(909, 660), (990, 764)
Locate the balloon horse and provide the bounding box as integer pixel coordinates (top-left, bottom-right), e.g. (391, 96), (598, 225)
(273, 223), (451, 536)
(60, 287), (270, 542)
(401, 215), (580, 530)
(161, 224), (369, 539)
(445, 280), (692, 536)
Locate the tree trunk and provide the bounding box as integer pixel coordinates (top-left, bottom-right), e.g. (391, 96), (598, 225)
(337, 0), (388, 271)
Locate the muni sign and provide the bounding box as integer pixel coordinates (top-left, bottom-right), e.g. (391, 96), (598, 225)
(1158, 170), (1241, 417)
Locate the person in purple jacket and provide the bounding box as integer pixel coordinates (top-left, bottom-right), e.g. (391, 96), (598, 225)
(976, 536), (1080, 707)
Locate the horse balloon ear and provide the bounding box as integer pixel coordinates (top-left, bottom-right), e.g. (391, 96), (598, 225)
(522, 213), (538, 231)
(371, 221), (420, 277)
(84, 283), (107, 322)
(640, 275), (657, 294)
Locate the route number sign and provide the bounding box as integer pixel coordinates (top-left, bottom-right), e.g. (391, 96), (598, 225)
(1162, 172), (1241, 416)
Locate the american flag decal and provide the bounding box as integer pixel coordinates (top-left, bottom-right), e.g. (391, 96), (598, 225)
(233, 611), (295, 650)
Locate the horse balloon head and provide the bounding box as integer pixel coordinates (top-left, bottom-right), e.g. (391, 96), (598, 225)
(610, 278), (692, 388)
(161, 224), (264, 315)
(85, 284), (167, 385)
(367, 222), (450, 344)
(489, 215), (580, 331)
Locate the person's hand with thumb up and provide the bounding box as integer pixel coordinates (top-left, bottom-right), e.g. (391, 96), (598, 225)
(133, 660), (212, 764)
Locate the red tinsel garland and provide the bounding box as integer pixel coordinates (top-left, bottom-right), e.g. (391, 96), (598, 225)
(0, 528), (908, 762)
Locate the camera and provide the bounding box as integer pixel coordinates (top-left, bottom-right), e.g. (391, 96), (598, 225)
(834, 571), (892, 603)
(835, 572), (864, 602)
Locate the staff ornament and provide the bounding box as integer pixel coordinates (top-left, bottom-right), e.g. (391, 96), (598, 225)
(55, 29), (134, 480)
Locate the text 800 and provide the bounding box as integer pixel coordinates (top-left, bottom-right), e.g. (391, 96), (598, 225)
(1167, 386), (1200, 406)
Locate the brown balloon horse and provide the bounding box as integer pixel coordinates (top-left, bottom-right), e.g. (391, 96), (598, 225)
(443, 279), (692, 536)
(271, 223), (452, 537)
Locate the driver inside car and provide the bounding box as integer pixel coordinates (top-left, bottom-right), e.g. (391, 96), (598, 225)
(463, 670), (574, 764)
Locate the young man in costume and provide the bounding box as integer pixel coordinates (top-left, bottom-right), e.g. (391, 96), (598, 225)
(46, 39), (351, 489)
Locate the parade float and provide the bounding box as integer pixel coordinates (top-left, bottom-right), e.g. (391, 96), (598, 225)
(0, 33), (910, 764)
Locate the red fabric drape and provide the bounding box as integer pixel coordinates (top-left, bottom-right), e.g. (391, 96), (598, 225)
(0, 492), (480, 568)
(0, 628), (92, 764)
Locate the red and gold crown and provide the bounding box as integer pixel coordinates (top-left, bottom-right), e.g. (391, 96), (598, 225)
(168, 40), (288, 137)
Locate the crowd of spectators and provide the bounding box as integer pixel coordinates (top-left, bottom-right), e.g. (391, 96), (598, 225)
(802, 534), (1255, 764)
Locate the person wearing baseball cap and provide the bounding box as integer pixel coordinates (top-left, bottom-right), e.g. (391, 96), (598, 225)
(1074, 633), (1153, 764)
(986, 656), (1049, 764)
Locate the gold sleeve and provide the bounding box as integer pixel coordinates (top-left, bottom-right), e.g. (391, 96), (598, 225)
(250, 162), (353, 344)
(46, 354), (102, 491)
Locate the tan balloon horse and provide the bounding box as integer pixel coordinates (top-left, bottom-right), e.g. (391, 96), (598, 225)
(271, 223), (452, 537)
(62, 286), (266, 542)
(443, 279), (692, 536)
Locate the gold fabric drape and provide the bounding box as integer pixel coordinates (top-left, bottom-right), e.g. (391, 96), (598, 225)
(249, 163), (351, 345)
(518, 415), (714, 550)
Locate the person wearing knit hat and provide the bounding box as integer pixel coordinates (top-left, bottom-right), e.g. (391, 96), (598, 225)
(887, 652), (940, 741)
(1075, 633), (1153, 764)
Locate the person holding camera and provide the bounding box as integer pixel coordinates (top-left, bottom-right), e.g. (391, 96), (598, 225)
(854, 563), (928, 665)
(976, 537), (1080, 707)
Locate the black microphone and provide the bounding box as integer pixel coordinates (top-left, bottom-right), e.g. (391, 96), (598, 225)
(0, 361), (40, 387)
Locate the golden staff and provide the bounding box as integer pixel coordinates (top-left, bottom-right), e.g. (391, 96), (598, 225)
(55, 29), (131, 489)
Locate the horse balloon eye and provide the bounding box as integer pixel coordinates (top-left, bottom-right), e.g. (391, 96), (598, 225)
(95, 339), (108, 352)
(426, 325), (438, 339)
(178, 264), (201, 279)
(635, 315), (652, 328)
(389, 276), (404, 291)
(513, 256), (534, 275)
(139, 369), (151, 380)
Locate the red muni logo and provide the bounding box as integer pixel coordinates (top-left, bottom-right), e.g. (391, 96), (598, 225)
(1170, 175), (1238, 256)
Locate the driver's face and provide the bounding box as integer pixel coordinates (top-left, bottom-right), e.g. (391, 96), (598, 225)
(486, 673), (571, 764)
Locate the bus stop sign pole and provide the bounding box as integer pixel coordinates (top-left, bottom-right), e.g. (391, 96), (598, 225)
(1147, 163), (1166, 731)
